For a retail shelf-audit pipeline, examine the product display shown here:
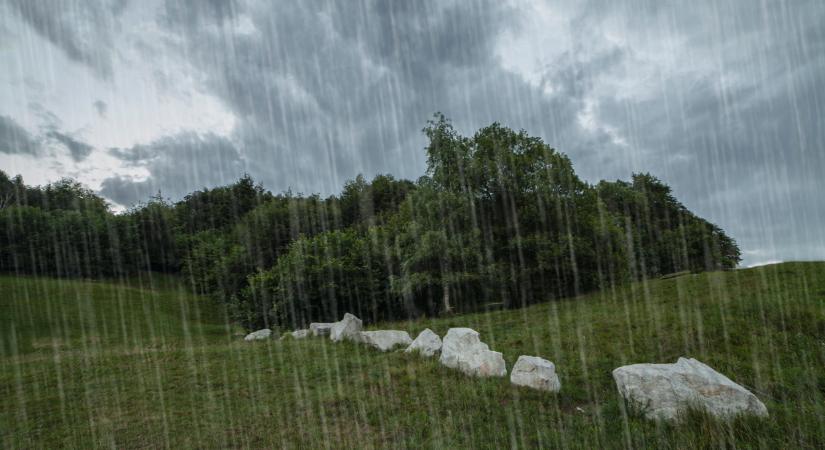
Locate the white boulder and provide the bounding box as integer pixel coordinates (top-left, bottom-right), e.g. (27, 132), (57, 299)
(309, 322), (334, 336)
(359, 330), (413, 352)
(510, 355), (561, 392)
(290, 329), (310, 339)
(612, 357), (769, 421)
(439, 328), (506, 377)
(244, 328), (272, 341)
(405, 328), (442, 357)
(329, 313), (363, 342)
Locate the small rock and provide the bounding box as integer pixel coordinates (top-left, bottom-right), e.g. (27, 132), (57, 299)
(612, 357), (769, 421)
(244, 328), (272, 341)
(405, 328), (442, 357)
(359, 330), (413, 351)
(510, 355), (561, 392)
(309, 323), (334, 336)
(439, 328), (506, 377)
(291, 329), (310, 339)
(330, 313), (363, 342)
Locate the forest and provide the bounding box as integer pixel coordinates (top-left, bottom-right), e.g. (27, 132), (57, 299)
(0, 116), (740, 330)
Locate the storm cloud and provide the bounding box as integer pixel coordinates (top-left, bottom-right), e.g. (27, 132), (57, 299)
(6, 0), (124, 80)
(100, 132), (245, 206)
(0, 115), (40, 155)
(2, 0), (824, 265)
(47, 131), (93, 161)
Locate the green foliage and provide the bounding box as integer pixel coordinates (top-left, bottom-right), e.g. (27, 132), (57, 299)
(246, 226), (402, 328)
(391, 180), (485, 315)
(175, 174), (270, 234)
(0, 116), (741, 330)
(339, 174), (415, 227)
(596, 173), (741, 277)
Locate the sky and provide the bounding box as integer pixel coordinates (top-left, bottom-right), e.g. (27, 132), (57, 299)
(0, 0), (823, 268)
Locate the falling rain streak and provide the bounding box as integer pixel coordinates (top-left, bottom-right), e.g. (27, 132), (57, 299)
(1, 0), (824, 448)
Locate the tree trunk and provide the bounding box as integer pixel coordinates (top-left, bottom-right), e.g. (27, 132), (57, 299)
(442, 281), (453, 314)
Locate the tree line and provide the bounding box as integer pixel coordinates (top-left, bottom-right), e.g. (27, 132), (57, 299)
(0, 116), (740, 329)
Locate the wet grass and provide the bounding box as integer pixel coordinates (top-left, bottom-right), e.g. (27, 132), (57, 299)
(2, 262), (825, 448)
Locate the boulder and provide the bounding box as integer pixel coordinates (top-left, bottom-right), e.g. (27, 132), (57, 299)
(309, 322), (334, 337)
(329, 313), (363, 342)
(510, 355), (561, 392)
(612, 357), (769, 421)
(405, 328), (442, 357)
(359, 330), (413, 352)
(291, 329), (310, 339)
(243, 328), (272, 341)
(439, 328), (506, 377)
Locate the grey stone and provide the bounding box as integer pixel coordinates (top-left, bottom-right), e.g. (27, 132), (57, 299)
(291, 329), (310, 339)
(405, 328), (442, 357)
(612, 357), (769, 421)
(309, 322), (333, 336)
(439, 328), (506, 377)
(329, 313), (363, 342)
(359, 330), (413, 351)
(510, 355), (561, 392)
(243, 328), (272, 341)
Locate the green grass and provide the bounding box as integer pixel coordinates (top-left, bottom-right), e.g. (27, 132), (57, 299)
(2, 262), (825, 448)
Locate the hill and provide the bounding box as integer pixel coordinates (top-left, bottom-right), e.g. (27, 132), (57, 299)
(1, 118), (742, 331)
(2, 262), (825, 448)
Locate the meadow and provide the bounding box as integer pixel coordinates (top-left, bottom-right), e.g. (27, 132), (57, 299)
(2, 262), (825, 448)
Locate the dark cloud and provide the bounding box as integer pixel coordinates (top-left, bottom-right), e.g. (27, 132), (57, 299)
(144, 0), (825, 264)
(100, 132), (245, 206)
(7, 0), (122, 79)
(2, 0), (823, 264)
(47, 131), (93, 161)
(558, 0), (825, 265)
(155, 0), (527, 195)
(0, 116), (40, 155)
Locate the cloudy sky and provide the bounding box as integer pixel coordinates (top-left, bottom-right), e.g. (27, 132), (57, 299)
(1, 0), (823, 267)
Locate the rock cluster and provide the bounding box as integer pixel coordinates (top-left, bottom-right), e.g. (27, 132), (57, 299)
(263, 314), (769, 422)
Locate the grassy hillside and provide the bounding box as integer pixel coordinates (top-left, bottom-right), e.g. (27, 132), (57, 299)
(2, 262), (825, 448)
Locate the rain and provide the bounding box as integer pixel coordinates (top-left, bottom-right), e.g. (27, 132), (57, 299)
(1, 0), (824, 448)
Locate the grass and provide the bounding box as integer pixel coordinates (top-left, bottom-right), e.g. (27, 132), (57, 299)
(2, 262), (825, 448)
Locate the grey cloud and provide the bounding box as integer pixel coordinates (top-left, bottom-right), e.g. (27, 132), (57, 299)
(0, 116), (40, 155)
(100, 132), (245, 206)
(8, 0), (123, 79)
(47, 131), (93, 161)
(4, 0), (822, 265)
(557, 0), (825, 265)
(156, 0), (526, 195)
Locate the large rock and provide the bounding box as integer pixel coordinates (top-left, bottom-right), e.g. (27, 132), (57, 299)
(329, 313), (363, 342)
(290, 329), (310, 339)
(439, 328), (506, 377)
(612, 357), (769, 421)
(510, 355), (561, 392)
(244, 328), (272, 341)
(309, 322), (333, 337)
(359, 330), (413, 352)
(405, 328), (442, 357)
